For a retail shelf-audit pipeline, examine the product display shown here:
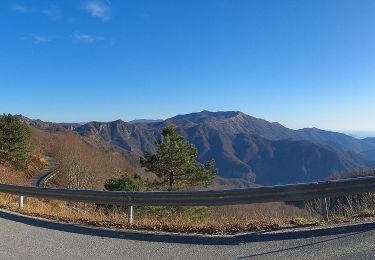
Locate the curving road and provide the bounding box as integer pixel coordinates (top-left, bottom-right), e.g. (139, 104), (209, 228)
(30, 157), (57, 187)
(1, 209), (375, 259)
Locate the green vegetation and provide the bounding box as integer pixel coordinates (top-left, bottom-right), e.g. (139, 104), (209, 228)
(104, 173), (141, 191)
(0, 114), (30, 170)
(104, 126), (217, 220)
(140, 125), (217, 190)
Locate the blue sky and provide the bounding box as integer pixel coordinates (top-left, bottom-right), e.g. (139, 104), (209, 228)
(0, 0), (374, 132)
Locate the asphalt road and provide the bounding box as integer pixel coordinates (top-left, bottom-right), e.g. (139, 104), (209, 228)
(30, 157), (57, 187)
(1, 210), (375, 259)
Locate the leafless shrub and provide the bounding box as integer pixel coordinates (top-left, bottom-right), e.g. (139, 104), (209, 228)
(56, 146), (93, 189)
(305, 168), (375, 219)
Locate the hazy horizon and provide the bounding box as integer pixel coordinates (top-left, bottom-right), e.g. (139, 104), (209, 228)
(13, 111), (375, 138)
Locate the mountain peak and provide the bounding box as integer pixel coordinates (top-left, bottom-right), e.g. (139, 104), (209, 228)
(15, 115), (81, 132)
(16, 112), (375, 186)
(169, 110), (243, 122)
(112, 119), (127, 124)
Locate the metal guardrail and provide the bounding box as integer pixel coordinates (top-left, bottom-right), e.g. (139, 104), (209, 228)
(36, 158), (58, 187)
(2, 175), (375, 223)
(36, 170), (58, 188)
(32, 157), (58, 188)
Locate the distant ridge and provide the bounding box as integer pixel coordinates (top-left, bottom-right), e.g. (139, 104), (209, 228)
(341, 131), (375, 139)
(128, 119), (163, 124)
(16, 115), (81, 132)
(18, 111), (375, 186)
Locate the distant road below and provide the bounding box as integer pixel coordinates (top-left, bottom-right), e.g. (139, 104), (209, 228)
(30, 157), (57, 187)
(1, 210), (375, 259)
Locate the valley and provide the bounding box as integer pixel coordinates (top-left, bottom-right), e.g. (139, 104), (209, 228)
(19, 111), (375, 187)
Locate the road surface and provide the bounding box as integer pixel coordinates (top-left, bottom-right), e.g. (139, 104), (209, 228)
(1, 210), (375, 259)
(30, 157), (57, 187)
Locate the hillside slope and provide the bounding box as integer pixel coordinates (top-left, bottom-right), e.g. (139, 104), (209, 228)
(72, 111), (375, 185)
(164, 111), (375, 155)
(18, 111), (375, 186)
(29, 127), (151, 189)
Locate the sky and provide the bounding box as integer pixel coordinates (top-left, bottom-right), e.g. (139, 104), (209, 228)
(0, 0), (374, 132)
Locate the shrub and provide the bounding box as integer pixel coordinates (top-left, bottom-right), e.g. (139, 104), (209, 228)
(104, 173), (140, 191)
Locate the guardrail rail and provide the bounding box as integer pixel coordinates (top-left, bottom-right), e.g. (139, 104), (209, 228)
(2, 175), (375, 223)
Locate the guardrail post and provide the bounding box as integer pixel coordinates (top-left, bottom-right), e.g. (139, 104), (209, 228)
(19, 196), (24, 209)
(128, 205), (134, 224)
(322, 197), (329, 221)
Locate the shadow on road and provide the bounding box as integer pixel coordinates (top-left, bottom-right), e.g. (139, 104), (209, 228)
(1, 210), (375, 246)
(237, 230), (367, 259)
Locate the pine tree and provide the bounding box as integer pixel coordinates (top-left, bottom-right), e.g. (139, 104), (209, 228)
(140, 125), (217, 190)
(0, 114), (30, 169)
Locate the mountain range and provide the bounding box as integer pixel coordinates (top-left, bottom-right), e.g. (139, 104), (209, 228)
(18, 111), (375, 186)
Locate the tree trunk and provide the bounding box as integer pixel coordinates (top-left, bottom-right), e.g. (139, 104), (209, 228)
(169, 172), (174, 190)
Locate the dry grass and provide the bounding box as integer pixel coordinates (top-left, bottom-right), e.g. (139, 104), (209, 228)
(0, 194), (128, 226)
(0, 191), (324, 235)
(0, 162), (318, 235)
(0, 154), (46, 185)
(213, 203), (306, 219)
(0, 166), (29, 185)
(30, 127), (153, 189)
(1, 160), (373, 235)
(1, 186), (375, 235)
(2, 143), (375, 235)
